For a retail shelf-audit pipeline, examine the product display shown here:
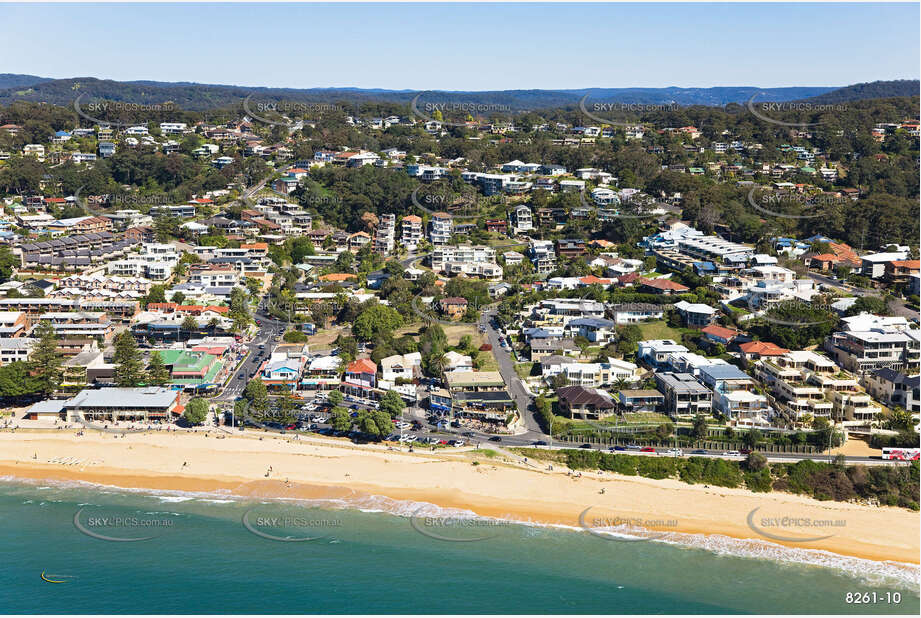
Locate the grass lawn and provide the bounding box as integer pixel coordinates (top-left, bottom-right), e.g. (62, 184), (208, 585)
(637, 320), (688, 341)
(514, 362), (536, 378)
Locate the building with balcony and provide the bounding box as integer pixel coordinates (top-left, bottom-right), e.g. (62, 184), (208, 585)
(654, 372), (713, 418)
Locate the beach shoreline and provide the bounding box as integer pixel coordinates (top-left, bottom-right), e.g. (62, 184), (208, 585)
(1, 429), (918, 567)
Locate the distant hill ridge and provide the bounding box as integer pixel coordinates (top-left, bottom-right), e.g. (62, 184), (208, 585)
(0, 74), (916, 111)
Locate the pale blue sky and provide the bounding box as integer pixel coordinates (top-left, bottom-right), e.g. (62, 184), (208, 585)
(2, 2), (918, 89)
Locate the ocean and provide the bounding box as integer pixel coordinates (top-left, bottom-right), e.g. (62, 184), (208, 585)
(0, 478), (917, 615)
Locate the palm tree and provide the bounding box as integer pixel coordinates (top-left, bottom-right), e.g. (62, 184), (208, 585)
(429, 352), (447, 381)
(181, 315), (198, 342)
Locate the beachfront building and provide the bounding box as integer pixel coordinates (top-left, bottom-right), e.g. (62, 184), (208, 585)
(342, 359), (378, 397)
(63, 387), (181, 422)
(301, 355), (342, 391)
(557, 385), (617, 419)
(654, 372), (713, 419)
(698, 364), (771, 423)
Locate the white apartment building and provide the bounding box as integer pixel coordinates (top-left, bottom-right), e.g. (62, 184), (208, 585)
(0, 338), (34, 365)
(429, 212), (453, 245)
(374, 214), (396, 255)
(401, 215), (423, 249)
(509, 205), (534, 234)
(529, 239), (557, 274)
(106, 243), (179, 280)
(827, 329), (921, 375)
(431, 245), (496, 271)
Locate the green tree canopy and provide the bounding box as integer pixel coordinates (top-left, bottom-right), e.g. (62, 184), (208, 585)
(183, 398), (209, 425)
(113, 331), (146, 387)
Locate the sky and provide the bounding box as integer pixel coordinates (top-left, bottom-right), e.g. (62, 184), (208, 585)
(2, 2), (919, 90)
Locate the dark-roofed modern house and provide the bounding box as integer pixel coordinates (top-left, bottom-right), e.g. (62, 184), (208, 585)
(557, 385), (616, 419)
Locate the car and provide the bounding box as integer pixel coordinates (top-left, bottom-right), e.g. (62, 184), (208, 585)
(625, 444), (641, 450)
(640, 447), (656, 453)
(692, 449), (707, 455)
(740, 448), (752, 455)
(286, 424), (297, 430)
(462, 431), (474, 437)
(579, 443), (593, 449)
(613, 446), (626, 451)
(661, 448), (684, 456)
(532, 440), (548, 447)
(453, 440), (465, 447)
(722, 450), (741, 457)
(237, 373), (245, 379)
(488, 436), (502, 442)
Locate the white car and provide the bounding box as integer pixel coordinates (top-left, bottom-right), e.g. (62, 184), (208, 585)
(722, 450), (741, 457)
(453, 440), (465, 447)
(662, 448), (684, 457)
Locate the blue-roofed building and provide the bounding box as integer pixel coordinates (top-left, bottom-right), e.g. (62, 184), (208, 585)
(693, 261), (716, 276)
(698, 364), (771, 421)
(565, 317), (616, 343)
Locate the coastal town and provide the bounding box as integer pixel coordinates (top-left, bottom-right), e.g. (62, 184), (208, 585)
(0, 102), (918, 466)
(1, 1), (920, 614)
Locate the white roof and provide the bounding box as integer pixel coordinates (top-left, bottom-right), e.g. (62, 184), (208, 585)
(309, 355), (341, 371)
(674, 300), (717, 315)
(841, 313), (910, 333)
(861, 252), (908, 263)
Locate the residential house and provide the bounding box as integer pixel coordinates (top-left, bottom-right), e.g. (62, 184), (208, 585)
(557, 385), (616, 419)
(673, 300), (717, 327)
(439, 297), (468, 321)
(655, 372), (713, 418)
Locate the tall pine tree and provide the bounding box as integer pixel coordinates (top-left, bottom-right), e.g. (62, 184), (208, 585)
(113, 331), (146, 387)
(146, 351), (171, 386)
(30, 321), (62, 397)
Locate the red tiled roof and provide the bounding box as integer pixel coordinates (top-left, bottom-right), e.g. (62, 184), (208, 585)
(149, 302), (178, 312)
(441, 296), (468, 306)
(890, 260), (920, 269)
(811, 254), (838, 262)
(739, 341), (789, 356)
(347, 359), (377, 374)
(639, 277), (689, 292)
(701, 324), (738, 340)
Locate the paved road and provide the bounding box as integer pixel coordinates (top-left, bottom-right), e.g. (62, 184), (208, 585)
(216, 310), (288, 402)
(479, 309), (543, 435)
(806, 272), (918, 320)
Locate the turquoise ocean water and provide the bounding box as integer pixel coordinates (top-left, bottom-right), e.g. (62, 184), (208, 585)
(0, 478), (917, 614)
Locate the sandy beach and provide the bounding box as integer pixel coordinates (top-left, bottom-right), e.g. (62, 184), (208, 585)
(0, 428), (917, 565)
